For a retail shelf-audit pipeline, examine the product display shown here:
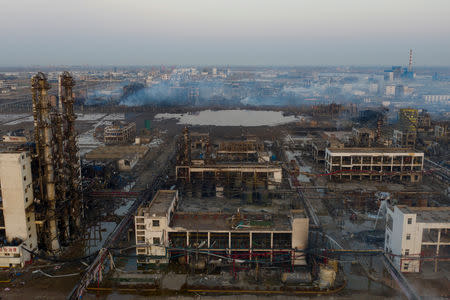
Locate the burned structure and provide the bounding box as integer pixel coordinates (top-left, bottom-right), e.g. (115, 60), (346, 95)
(31, 72), (82, 252)
(135, 127), (309, 271)
(176, 127), (282, 198)
(135, 190), (309, 267)
(104, 121), (136, 145)
(324, 147), (424, 182)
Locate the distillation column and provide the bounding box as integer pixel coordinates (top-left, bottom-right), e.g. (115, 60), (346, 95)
(31, 73), (60, 251)
(60, 71), (82, 236)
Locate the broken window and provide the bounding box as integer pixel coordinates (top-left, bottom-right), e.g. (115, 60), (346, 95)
(231, 233), (250, 249)
(252, 233), (271, 249)
(273, 233), (292, 249)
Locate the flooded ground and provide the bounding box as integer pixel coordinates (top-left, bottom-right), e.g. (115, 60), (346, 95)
(154, 110), (307, 126)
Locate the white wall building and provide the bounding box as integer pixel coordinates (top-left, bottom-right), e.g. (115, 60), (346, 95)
(385, 85), (396, 97)
(385, 205), (450, 273)
(0, 151), (38, 267)
(423, 94), (450, 104)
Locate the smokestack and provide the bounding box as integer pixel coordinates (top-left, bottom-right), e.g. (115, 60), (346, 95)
(408, 49), (413, 72)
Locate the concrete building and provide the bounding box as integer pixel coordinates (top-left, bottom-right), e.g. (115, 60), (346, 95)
(324, 148), (424, 182)
(385, 85), (396, 97)
(423, 94), (450, 104)
(385, 205), (450, 273)
(0, 151), (38, 267)
(135, 190), (309, 267)
(399, 108), (418, 132)
(352, 127), (376, 147)
(104, 121), (136, 145)
(393, 129), (417, 148)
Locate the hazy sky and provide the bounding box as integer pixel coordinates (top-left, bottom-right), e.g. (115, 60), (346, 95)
(1, 0), (449, 66)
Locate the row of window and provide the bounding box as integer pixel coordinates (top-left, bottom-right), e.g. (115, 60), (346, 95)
(136, 237), (160, 245)
(135, 219), (160, 227)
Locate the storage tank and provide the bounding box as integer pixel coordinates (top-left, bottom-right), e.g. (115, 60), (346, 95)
(281, 271), (312, 284)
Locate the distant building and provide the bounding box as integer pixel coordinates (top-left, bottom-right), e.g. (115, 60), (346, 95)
(0, 151), (38, 267)
(384, 66), (415, 81)
(104, 121), (136, 145)
(385, 85), (396, 97)
(384, 71), (394, 82)
(399, 108), (418, 132)
(369, 83), (379, 94)
(423, 94), (450, 104)
(385, 205), (450, 273)
(395, 85), (405, 98)
(393, 129), (416, 148)
(352, 127), (376, 147)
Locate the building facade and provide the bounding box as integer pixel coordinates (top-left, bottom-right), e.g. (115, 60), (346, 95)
(324, 148), (424, 182)
(385, 205), (450, 273)
(0, 151), (38, 267)
(104, 121), (136, 145)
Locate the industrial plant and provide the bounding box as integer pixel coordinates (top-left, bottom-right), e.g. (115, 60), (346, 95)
(0, 62), (448, 299)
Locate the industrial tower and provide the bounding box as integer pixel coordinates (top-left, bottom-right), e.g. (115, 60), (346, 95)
(31, 72), (82, 253)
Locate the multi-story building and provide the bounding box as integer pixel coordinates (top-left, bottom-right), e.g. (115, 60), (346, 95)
(135, 190), (309, 267)
(399, 108), (418, 132)
(385, 85), (396, 97)
(324, 148), (424, 182)
(104, 121), (136, 145)
(393, 129), (417, 148)
(385, 205), (450, 273)
(0, 151), (38, 267)
(423, 94), (450, 104)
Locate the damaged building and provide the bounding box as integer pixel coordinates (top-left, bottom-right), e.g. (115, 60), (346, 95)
(135, 190), (309, 267)
(325, 148), (424, 182)
(385, 205), (450, 273)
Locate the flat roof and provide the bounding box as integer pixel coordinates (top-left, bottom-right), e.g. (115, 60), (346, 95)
(177, 195), (301, 215)
(171, 212), (296, 231)
(137, 190), (177, 217)
(185, 163), (282, 170)
(397, 206), (450, 223)
(326, 147), (423, 154)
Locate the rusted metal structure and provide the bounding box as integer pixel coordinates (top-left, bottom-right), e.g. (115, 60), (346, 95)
(31, 72), (60, 251)
(60, 72), (83, 236)
(31, 72), (82, 253)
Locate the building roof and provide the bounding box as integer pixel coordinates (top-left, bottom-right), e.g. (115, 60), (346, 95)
(137, 190), (177, 217)
(171, 212), (298, 231)
(397, 206), (450, 223)
(326, 147), (422, 154)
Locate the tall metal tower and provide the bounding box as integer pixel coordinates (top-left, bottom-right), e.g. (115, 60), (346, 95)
(31, 71), (83, 253)
(31, 72), (60, 251)
(60, 71), (82, 237)
(408, 49), (413, 72)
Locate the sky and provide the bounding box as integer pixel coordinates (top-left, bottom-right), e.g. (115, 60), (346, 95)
(1, 0), (449, 66)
